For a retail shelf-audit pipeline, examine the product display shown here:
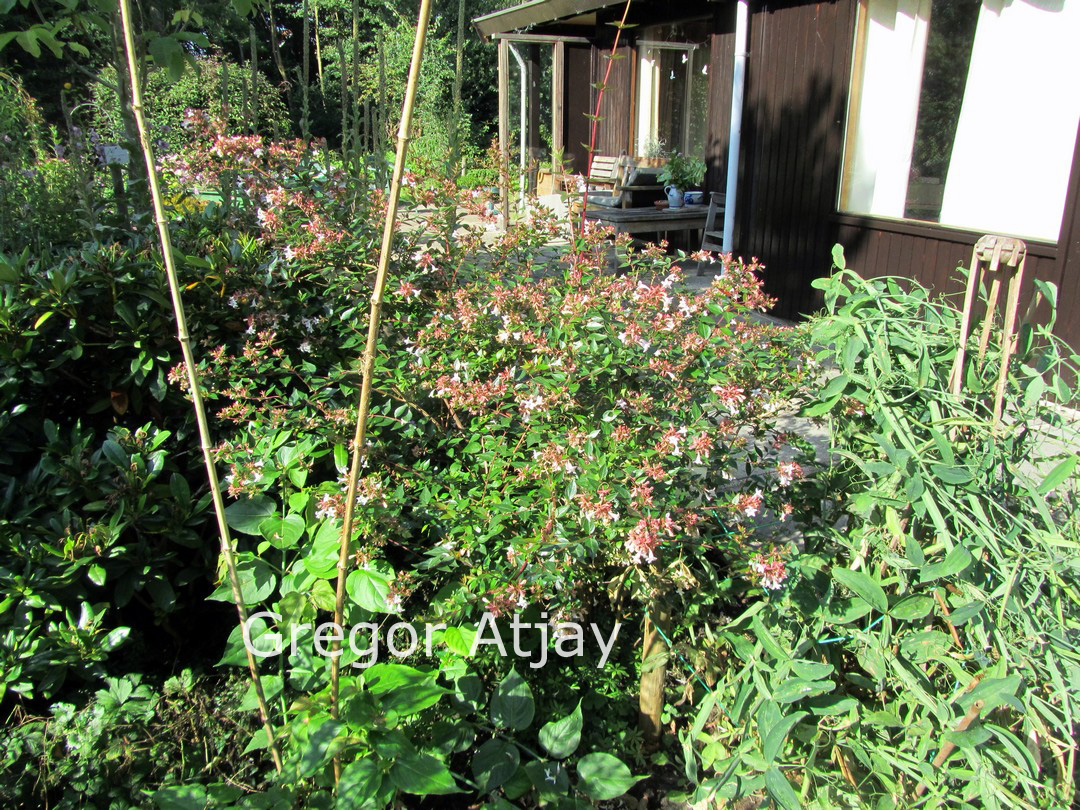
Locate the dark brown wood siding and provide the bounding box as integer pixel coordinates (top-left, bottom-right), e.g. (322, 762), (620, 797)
(707, 0), (1080, 353)
(716, 0), (856, 319)
(590, 43), (635, 158)
(565, 44), (593, 174)
(705, 30), (735, 192)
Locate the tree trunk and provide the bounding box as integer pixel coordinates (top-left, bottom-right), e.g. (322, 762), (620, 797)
(338, 32), (349, 160)
(249, 24), (260, 133)
(451, 0), (465, 174)
(265, 2), (293, 114)
(350, 0), (361, 170)
(314, 0), (325, 98)
(301, 0), (311, 139)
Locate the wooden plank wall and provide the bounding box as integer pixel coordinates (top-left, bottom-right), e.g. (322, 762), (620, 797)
(705, 30), (735, 193)
(590, 44), (634, 158)
(565, 44), (593, 174)
(714, 0), (1080, 354)
(731, 0), (855, 319)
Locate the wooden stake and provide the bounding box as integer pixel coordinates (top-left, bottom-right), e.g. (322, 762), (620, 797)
(914, 700), (985, 799)
(639, 583), (671, 744)
(330, 0), (433, 785)
(117, 0), (282, 773)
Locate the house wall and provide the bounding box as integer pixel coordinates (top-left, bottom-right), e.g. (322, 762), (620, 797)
(589, 43), (635, 159)
(573, 0), (1080, 353)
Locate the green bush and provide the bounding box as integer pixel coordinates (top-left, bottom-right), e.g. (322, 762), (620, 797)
(90, 54), (291, 152)
(675, 252), (1080, 808)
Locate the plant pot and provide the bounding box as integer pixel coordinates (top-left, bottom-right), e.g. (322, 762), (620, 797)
(664, 185), (685, 209)
(637, 157), (665, 169)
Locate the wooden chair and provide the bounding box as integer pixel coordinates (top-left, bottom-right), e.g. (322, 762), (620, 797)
(700, 192), (726, 253)
(585, 154), (632, 209)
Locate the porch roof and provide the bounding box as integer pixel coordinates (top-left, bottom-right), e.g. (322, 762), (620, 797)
(472, 0), (624, 41)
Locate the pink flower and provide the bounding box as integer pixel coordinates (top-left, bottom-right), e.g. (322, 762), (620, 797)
(749, 550), (788, 590)
(778, 461), (803, 487)
(712, 384), (746, 414)
(625, 514), (678, 565)
(733, 489), (764, 519)
(396, 281), (421, 300)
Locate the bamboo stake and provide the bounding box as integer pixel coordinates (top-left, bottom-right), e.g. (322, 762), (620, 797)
(117, 0), (283, 773)
(329, 0), (433, 785)
(577, 0), (633, 240)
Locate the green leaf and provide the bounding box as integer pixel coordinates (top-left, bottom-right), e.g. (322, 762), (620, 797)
(930, 464), (973, 485)
(471, 738), (520, 793)
(297, 720), (341, 779)
(764, 765), (801, 810)
(920, 545), (973, 582)
(388, 753), (459, 795)
(576, 752), (642, 801)
(225, 496), (277, 535)
(259, 513), (305, 549)
(346, 564), (394, 612)
(1038, 455), (1078, 495)
(337, 758), (385, 806)
(772, 678), (832, 704)
(101, 439), (128, 467)
(831, 244), (846, 270)
(890, 595), (935, 620)
(539, 700), (583, 759)
(763, 711), (807, 764)
(207, 558), (276, 605)
(490, 668), (534, 731)
(832, 567), (887, 613)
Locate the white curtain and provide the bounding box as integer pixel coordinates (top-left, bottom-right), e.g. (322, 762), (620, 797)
(842, 0), (932, 217)
(636, 50), (660, 156)
(939, 0), (1080, 241)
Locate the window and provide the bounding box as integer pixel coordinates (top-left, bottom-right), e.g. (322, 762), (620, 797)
(839, 0), (1080, 242)
(635, 23), (709, 160)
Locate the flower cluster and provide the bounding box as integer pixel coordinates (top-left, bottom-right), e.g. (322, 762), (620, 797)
(748, 549), (788, 590)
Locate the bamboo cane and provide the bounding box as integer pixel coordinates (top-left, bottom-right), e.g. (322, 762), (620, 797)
(330, 0), (433, 786)
(117, 0), (283, 773)
(577, 0), (633, 240)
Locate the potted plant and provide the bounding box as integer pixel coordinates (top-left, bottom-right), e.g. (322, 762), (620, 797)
(658, 151), (706, 209)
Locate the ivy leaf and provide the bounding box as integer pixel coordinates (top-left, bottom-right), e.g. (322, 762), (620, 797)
(538, 700), (583, 759)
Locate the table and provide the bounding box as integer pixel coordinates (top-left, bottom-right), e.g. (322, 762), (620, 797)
(585, 203), (711, 237)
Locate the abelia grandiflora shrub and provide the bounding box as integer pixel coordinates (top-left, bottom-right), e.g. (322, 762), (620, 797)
(389, 243), (817, 625)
